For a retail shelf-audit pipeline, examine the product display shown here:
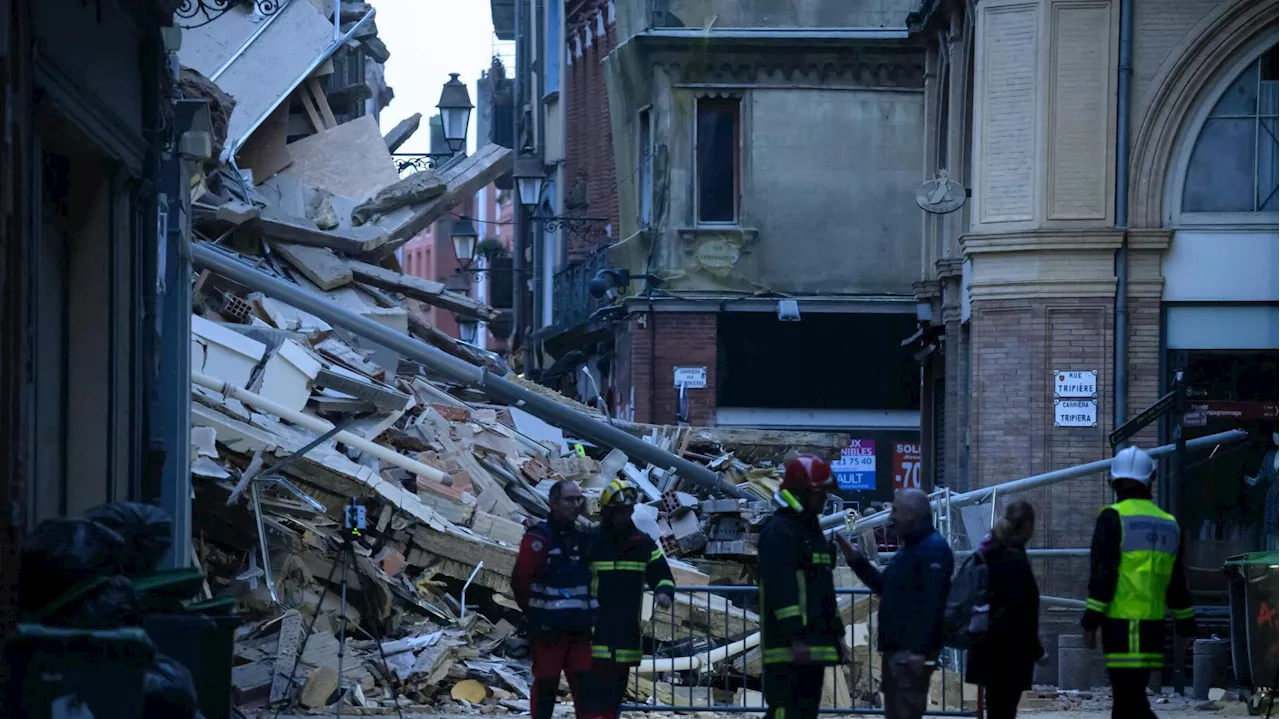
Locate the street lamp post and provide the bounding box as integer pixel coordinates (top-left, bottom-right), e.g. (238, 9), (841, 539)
(450, 217), (479, 272)
(437, 73), (474, 154)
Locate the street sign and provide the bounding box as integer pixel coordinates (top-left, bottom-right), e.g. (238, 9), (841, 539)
(1055, 399), (1098, 428)
(833, 439), (876, 491)
(1110, 389), (1176, 447)
(673, 366), (707, 389)
(893, 442), (922, 490)
(1054, 370), (1098, 398)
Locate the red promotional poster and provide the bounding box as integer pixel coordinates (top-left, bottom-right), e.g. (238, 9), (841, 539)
(893, 442), (922, 490)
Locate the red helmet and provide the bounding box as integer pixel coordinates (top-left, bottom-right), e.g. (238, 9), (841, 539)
(780, 455), (834, 493)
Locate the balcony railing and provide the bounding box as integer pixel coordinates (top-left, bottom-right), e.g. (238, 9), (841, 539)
(551, 244), (612, 332)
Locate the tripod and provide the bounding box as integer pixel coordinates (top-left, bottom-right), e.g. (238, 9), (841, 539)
(271, 499), (405, 719)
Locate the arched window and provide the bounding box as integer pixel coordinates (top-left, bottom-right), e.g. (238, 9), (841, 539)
(1181, 45), (1278, 215)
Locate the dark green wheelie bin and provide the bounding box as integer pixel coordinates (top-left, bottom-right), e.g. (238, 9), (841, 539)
(6, 623), (155, 718)
(1224, 552), (1279, 714)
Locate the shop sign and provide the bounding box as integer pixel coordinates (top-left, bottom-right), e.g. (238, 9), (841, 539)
(1055, 399), (1098, 428)
(694, 239), (741, 278)
(834, 439), (876, 491)
(893, 442), (922, 490)
(673, 366), (707, 389)
(1054, 370), (1098, 398)
(1187, 401), (1278, 423)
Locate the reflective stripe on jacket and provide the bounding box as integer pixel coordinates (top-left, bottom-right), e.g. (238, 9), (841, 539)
(757, 494), (843, 666)
(1106, 499), (1178, 621)
(587, 529), (675, 665)
(1082, 497), (1195, 670)
(525, 522), (597, 633)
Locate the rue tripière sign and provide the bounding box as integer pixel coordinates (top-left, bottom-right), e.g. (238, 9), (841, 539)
(1054, 370), (1098, 428)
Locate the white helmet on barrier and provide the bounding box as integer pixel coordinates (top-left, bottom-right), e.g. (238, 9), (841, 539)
(1111, 446), (1155, 485)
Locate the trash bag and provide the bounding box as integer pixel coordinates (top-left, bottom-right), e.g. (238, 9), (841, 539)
(48, 575), (141, 629)
(84, 502), (174, 576)
(19, 518), (126, 613)
(143, 654), (201, 719)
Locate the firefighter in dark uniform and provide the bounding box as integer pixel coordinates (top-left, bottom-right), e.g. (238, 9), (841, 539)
(512, 479), (596, 719)
(582, 479), (675, 719)
(1083, 446), (1196, 719)
(758, 455), (845, 719)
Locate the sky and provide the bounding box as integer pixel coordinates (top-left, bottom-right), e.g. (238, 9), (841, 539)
(374, 0), (515, 156)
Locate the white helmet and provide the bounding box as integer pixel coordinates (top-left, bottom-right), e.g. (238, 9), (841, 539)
(1111, 446), (1155, 485)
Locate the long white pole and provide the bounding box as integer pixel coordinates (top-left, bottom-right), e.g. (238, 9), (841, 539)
(850, 429), (1247, 532)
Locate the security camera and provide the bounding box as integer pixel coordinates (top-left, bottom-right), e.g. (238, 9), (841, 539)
(588, 273), (617, 300)
(777, 299), (801, 322)
(589, 269), (625, 300)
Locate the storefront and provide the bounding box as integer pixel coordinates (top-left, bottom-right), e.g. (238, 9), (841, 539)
(1158, 40), (1279, 601)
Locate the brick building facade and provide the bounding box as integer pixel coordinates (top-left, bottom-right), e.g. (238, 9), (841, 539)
(910, 0), (1278, 588)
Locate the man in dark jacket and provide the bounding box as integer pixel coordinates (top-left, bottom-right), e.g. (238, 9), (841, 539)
(841, 488), (954, 719)
(512, 480), (595, 719)
(1083, 446), (1195, 719)
(582, 479), (674, 719)
(758, 455), (845, 719)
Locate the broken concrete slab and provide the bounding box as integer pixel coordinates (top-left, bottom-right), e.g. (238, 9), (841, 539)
(383, 112), (421, 152)
(191, 314), (267, 388)
(179, 0), (334, 155)
(281, 115), (400, 200)
(271, 242), (353, 290)
(252, 338), (323, 414)
(306, 188), (340, 230)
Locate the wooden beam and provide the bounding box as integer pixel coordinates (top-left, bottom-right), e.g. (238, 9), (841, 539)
(296, 86), (326, 134)
(375, 144), (514, 257)
(306, 77), (339, 130)
(251, 205), (387, 254)
(348, 259), (499, 321)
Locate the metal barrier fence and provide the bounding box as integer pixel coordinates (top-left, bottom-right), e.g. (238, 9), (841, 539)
(622, 585), (977, 717)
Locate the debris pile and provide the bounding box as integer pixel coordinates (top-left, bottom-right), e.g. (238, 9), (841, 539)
(171, 3), (878, 715)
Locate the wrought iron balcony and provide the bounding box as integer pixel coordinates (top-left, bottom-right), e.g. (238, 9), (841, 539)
(551, 244), (613, 333)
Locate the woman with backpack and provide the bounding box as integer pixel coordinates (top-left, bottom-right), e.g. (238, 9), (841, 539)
(965, 500), (1046, 719)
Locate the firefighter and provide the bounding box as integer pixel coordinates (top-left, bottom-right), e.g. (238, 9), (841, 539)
(512, 479), (596, 719)
(1083, 445), (1196, 719)
(582, 479), (675, 719)
(757, 455), (845, 719)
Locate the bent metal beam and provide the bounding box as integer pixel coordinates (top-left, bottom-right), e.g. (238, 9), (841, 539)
(191, 242), (747, 498)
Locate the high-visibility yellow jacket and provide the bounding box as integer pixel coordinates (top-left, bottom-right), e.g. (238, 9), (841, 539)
(1082, 497), (1195, 669)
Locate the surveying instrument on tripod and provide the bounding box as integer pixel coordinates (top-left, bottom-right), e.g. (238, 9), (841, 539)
(271, 498), (405, 719)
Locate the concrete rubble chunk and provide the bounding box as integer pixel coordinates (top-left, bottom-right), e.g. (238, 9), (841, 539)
(384, 112), (422, 152)
(300, 666), (340, 708)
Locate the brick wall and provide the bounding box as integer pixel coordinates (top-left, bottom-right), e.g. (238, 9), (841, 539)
(564, 0), (620, 260)
(968, 297), (1115, 597)
(629, 312), (718, 425)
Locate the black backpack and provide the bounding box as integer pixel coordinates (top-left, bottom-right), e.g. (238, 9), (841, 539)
(942, 550), (990, 649)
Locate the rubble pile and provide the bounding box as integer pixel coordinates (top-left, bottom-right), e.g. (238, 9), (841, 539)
(167, 4), (888, 715)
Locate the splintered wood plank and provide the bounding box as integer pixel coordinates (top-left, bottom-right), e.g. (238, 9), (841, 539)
(376, 143), (514, 255)
(297, 87), (327, 134)
(270, 609), (304, 704)
(347, 259), (499, 321)
(307, 77), (339, 129)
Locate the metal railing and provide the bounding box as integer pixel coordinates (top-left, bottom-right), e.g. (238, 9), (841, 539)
(623, 585), (977, 717)
(550, 244), (612, 332)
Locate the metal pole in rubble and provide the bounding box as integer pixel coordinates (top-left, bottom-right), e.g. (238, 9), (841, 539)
(848, 428), (1247, 532)
(191, 243), (748, 498)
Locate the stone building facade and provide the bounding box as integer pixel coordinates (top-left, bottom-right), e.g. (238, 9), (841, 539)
(909, 0), (1278, 593)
